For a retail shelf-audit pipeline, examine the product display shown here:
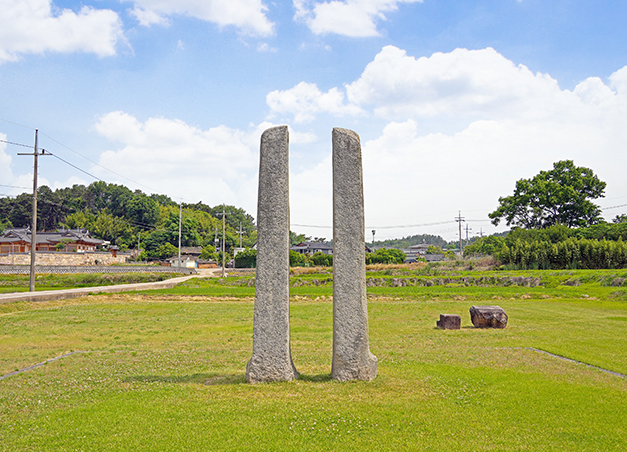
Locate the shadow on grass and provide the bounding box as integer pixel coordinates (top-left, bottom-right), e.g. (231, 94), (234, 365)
(432, 326), (478, 330)
(125, 372), (334, 385)
(124, 373), (245, 385)
(297, 373), (333, 382)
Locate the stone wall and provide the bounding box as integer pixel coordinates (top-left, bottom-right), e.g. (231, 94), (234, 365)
(0, 251), (129, 266)
(0, 265), (195, 275)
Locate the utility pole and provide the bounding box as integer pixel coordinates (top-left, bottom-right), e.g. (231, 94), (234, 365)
(17, 130), (47, 292)
(465, 224), (472, 246)
(237, 222), (244, 248)
(178, 203), (182, 268)
(455, 211), (465, 255)
(216, 205), (232, 277)
(372, 229), (376, 247)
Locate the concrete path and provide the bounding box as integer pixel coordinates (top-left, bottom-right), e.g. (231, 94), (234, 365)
(0, 268), (222, 304)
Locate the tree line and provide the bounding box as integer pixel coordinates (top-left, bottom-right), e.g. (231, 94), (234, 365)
(0, 182), (256, 262)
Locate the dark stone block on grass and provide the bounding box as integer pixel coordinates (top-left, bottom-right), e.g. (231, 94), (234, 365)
(437, 314), (461, 330)
(469, 305), (508, 328)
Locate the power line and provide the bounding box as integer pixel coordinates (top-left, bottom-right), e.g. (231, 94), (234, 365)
(39, 131), (178, 200)
(46, 151), (105, 182)
(601, 203), (627, 211)
(0, 138), (33, 148)
(0, 117), (34, 130)
(290, 220), (456, 230)
(0, 184), (30, 190)
(0, 123), (184, 202)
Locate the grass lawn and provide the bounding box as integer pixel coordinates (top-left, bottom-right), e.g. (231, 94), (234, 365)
(0, 273), (175, 294)
(1, 269), (626, 450)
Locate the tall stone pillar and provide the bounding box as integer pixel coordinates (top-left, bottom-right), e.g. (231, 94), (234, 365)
(331, 127), (378, 381)
(246, 126), (299, 383)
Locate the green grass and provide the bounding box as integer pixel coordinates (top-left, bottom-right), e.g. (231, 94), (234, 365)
(0, 272), (174, 294)
(1, 283), (627, 450)
(141, 268), (627, 301)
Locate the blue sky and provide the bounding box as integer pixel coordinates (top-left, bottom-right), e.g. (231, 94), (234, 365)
(1, 0), (627, 241)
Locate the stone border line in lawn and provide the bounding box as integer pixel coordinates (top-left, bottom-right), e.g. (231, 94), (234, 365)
(527, 347), (627, 379)
(0, 351), (87, 381)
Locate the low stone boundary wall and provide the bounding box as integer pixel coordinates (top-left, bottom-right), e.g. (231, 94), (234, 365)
(0, 265), (196, 275)
(0, 251), (130, 266)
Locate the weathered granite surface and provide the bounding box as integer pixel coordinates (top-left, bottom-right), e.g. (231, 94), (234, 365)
(331, 127), (378, 381)
(437, 314), (461, 330)
(469, 305), (508, 328)
(246, 126), (298, 383)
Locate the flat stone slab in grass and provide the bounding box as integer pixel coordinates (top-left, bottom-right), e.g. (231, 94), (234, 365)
(470, 305), (508, 328)
(437, 314), (461, 330)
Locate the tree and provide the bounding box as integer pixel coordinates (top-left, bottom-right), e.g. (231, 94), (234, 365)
(199, 245), (219, 262)
(125, 194), (160, 229)
(489, 160), (606, 229)
(366, 248), (406, 264)
(234, 248), (257, 268)
(154, 243), (178, 260)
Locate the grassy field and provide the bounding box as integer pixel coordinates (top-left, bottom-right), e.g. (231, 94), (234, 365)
(1, 266), (626, 450)
(0, 272), (175, 294)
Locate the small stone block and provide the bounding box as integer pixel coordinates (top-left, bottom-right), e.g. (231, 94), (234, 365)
(469, 305), (508, 328)
(437, 314), (461, 330)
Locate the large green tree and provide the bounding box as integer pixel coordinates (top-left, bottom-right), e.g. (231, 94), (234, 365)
(489, 160), (606, 229)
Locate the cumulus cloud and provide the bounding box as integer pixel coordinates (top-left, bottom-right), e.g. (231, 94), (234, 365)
(268, 46), (627, 239)
(94, 112), (258, 202)
(93, 113), (320, 209)
(0, 0), (124, 63)
(266, 81), (364, 123)
(126, 0), (274, 36)
(294, 0), (422, 37)
(346, 46), (575, 120)
(270, 45), (627, 125)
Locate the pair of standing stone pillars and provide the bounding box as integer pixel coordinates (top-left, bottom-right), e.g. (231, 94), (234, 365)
(245, 126), (378, 383)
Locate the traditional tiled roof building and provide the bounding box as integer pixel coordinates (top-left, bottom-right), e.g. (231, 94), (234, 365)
(0, 228), (104, 254)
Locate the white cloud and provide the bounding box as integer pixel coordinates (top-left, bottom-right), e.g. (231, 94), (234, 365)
(345, 45), (572, 120)
(266, 81), (364, 123)
(93, 114), (324, 216)
(94, 113), (269, 208)
(126, 0), (274, 36)
(294, 0), (422, 37)
(0, 136), (11, 180)
(252, 122), (318, 145)
(256, 42), (277, 53)
(271, 45), (627, 125)
(267, 46), (627, 240)
(130, 6), (170, 27)
(0, 0), (124, 63)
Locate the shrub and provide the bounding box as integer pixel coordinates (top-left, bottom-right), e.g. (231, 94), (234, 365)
(311, 251), (333, 267)
(234, 248), (257, 268)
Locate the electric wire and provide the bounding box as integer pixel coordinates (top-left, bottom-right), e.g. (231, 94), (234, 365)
(46, 151), (105, 183)
(0, 138), (33, 149)
(39, 131), (179, 200)
(0, 184), (30, 190)
(0, 117), (33, 130)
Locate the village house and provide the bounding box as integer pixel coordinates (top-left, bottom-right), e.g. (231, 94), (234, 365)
(0, 228), (104, 254)
(290, 241), (333, 255)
